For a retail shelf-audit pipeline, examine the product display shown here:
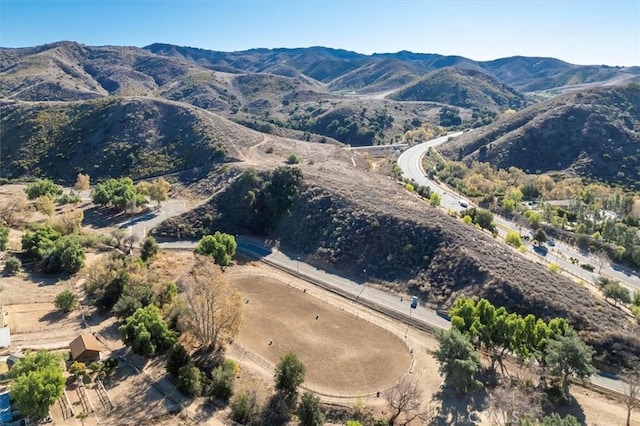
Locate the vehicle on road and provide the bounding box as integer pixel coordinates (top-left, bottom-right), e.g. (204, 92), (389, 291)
(411, 296), (418, 309)
(459, 200), (468, 208)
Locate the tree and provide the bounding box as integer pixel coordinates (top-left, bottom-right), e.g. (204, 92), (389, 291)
(35, 195), (55, 217)
(433, 328), (481, 394)
(54, 289), (79, 312)
(194, 232), (237, 266)
(22, 225), (60, 259)
(74, 173), (91, 193)
(166, 344), (191, 377)
(182, 256), (243, 351)
(533, 228), (547, 245)
(474, 208), (495, 231)
(138, 178), (170, 207)
(9, 351), (65, 419)
(210, 359), (237, 402)
(0, 225), (8, 251)
(92, 177), (147, 212)
(297, 391), (324, 426)
(429, 192), (441, 207)
(176, 364), (203, 397)
(119, 305), (176, 356)
(274, 352), (306, 397)
(110, 229), (127, 249)
(622, 370), (640, 426)
(42, 236), (86, 274)
(140, 236), (159, 264)
(0, 195), (31, 226)
(231, 389), (261, 425)
(25, 179), (63, 200)
(505, 231), (522, 247)
(544, 330), (595, 398)
(385, 376), (430, 425)
(602, 281), (631, 306)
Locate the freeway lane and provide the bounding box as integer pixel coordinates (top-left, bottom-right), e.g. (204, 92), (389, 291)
(397, 134), (640, 293)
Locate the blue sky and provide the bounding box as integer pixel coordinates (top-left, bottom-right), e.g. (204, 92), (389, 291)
(1, 1), (638, 66)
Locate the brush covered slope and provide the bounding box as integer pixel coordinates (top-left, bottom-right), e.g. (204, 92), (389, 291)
(388, 67), (528, 111)
(155, 138), (639, 372)
(440, 84), (640, 189)
(0, 97), (262, 182)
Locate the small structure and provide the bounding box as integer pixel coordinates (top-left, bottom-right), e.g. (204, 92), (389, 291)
(69, 334), (101, 363)
(0, 327), (10, 348)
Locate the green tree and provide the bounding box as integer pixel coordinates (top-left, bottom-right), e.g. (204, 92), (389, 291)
(194, 232), (237, 266)
(137, 177), (170, 207)
(140, 236), (159, 264)
(210, 359), (237, 402)
(92, 177), (147, 212)
(54, 289), (79, 312)
(297, 391), (324, 426)
(119, 305), (176, 356)
(275, 352), (306, 396)
(0, 225), (9, 251)
(433, 328), (481, 394)
(166, 344), (191, 377)
(533, 228), (547, 245)
(429, 192), (441, 207)
(545, 330), (595, 398)
(176, 364), (203, 397)
(25, 179), (63, 200)
(231, 390), (261, 425)
(42, 236), (86, 274)
(474, 208), (495, 231)
(602, 281), (631, 306)
(9, 351), (65, 419)
(505, 231), (523, 247)
(22, 225), (61, 259)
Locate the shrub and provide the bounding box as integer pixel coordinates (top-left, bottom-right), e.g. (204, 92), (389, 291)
(286, 153), (300, 164)
(505, 231), (522, 247)
(548, 263), (561, 273)
(140, 236), (159, 263)
(177, 364), (203, 397)
(119, 305), (176, 356)
(231, 390), (261, 425)
(4, 256), (21, 275)
(0, 225), (9, 251)
(167, 344), (191, 378)
(54, 289), (79, 312)
(209, 359), (236, 402)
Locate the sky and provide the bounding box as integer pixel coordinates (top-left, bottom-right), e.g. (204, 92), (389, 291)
(1, 0), (638, 66)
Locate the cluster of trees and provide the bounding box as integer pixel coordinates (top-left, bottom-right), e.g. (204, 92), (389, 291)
(9, 351), (65, 419)
(460, 207), (495, 232)
(21, 224), (85, 273)
(92, 177), (148, 212)
(436, 297), (595, 401)
(194, 232), (237, 267)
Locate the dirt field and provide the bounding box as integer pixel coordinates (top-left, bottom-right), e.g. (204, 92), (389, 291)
(229, 273), (412, 396)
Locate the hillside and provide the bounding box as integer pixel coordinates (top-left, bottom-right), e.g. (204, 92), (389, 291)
(153, 139), (639, 371)
(440, 84), (640, 189)
(387, 67), (527, 111)
(0, 97), (262, 182)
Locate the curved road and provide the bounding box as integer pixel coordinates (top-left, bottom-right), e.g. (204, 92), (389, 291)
(398, 133), (636, 395)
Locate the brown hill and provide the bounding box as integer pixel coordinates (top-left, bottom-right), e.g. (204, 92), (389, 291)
(388, 67), (527, 111)
(0, 97), (262, 182)
(440, 84), (640, 189)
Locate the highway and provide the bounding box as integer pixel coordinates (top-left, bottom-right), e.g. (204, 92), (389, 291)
(397, 134), (640, 293)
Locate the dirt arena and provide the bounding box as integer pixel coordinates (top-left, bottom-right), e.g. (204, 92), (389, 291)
(230, 274), (412, 396)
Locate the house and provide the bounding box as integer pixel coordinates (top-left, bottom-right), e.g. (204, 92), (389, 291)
(69, 334), (101, 363)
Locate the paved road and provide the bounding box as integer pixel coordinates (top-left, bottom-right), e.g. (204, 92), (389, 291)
(397, 133), (635, 394)
(397, 134), (640, 292)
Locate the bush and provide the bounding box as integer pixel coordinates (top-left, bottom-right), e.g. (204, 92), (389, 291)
(167, 344), (190, 377)
(505, 231), (522, 247)
(194, 232), (237, 266)
(140, 236), (159, 264)
(231, 390), (261, 425)
(25, 179), (63, 200)
(286, 153), (300, 164)
(57, 193), (82, 205)
(209, 359), (236, 402)
(42, 236), (86, 274)
(4, 256), (21, 275)
(177, 364), (203, 397)
(119, 305), (176, 356)
(0, 225), (8, 251)
(54, 289), (79, 312)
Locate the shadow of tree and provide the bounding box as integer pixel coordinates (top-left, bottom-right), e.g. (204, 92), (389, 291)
(431, 386), (487, 426)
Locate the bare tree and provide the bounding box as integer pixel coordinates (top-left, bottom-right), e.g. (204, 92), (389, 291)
(182, 256), (242, 352)
(0, 195), (31, 226)
(487, 380), (544, 425)
(74, 173), (91, 193)
(384, 376), (433, 425)
(110, 229), (127, 249)
(623, 370), (640, 426)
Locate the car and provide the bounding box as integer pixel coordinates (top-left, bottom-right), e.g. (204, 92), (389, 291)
(548, 238), (555, 246)
(459, 200), (468, 208)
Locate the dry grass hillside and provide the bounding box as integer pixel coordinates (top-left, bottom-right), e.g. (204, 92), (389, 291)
(154, 136), (640, 372)
(440, 84), (640, 189)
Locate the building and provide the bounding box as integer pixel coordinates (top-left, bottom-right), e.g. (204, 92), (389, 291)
(69, 334), (101, 363)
